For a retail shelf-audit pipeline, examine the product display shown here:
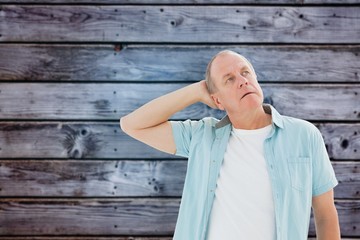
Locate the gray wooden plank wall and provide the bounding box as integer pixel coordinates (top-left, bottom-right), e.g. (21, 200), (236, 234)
(0, 0), (359, 239)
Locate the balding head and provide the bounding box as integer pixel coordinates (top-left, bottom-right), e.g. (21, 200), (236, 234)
(205, 50), (256, 94)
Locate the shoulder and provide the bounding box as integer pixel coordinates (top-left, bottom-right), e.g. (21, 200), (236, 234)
(170, 116), (220, 133)
(281, 115), (321, 136)
(278, 115), (325, 153)
(191, 116), (220, 133)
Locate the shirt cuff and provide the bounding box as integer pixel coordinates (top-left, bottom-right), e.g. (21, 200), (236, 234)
(170, 121), (188, 158)
(312, 177), (339, 197)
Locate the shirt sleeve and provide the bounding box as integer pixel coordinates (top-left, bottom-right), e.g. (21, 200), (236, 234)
(311, 126), (339, 197)
(169, 119), (200, 158)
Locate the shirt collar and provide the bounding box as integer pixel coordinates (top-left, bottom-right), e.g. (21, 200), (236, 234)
(215, 103), (284, 129)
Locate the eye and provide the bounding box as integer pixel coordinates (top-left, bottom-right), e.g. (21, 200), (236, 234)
(242, 70), (250, 76)
(226, 77), (234, 83)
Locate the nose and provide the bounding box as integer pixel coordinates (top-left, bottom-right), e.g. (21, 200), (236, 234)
(236, 74), (249, 89)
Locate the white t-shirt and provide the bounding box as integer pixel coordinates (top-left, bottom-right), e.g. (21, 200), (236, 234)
(206, 123), (276, 240)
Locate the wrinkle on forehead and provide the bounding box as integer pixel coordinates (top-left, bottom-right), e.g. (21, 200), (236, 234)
(211, 53), (253, 81)
(222, 64), (249, 80)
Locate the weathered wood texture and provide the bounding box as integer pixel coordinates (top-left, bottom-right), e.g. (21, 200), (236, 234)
(0, 238), (173, 240)
(0, 122), (358, 159)
(333, 162), (360, 199)
(0, 160), (187, 197)
(0, 83), (222, 120)
(0, 160), (357, 199)
(0, 238), (355, 240)
(315, 123), (360, 160)
(0, 6), (359, 43)
(0, 0), (359, 238)
(0, 237), (352, 240)
(0, 198), (180, 235)
(0, 44), (359, 82)
(0, 122), (173, 159)
(309, 200), (360, 236)
(1, 0), (359, 4)
(305, 0), (360, 2)
(0, 83), (359, 120)
(0, 238), (172, 240)
(0, 199), (358, 236)
(0, 238), (354, 240)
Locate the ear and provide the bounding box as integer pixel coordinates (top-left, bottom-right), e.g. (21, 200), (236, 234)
(211, 94), (225, 110)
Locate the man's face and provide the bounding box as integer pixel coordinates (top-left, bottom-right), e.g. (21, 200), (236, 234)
(210, 52), (264, 113)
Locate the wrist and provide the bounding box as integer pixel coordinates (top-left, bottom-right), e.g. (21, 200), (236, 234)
(187, 81), (203, 103)
(198, 80), (210, 103)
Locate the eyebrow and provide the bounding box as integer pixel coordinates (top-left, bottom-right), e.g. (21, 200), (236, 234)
(222, 66), (249, 80)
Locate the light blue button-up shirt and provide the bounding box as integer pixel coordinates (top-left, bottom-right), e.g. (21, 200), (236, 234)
(170, 103), (338, 240)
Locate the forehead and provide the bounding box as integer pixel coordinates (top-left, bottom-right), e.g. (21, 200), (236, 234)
(211, 53), (250, 81)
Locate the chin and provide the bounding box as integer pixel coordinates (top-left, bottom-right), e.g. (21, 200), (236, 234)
(225, 100), (259, 113)
(242, 95), (262, 106)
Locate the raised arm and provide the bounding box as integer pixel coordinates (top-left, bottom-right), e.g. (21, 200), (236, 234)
(120, 80), (216, 154)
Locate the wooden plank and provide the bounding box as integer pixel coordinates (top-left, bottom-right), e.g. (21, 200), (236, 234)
(0, 83), (359, 120)
(0, 0), (303, 4)
(0, 6), (359, 43)
(0, 238), (173, 240)
(0, 199), (358, 236)
(309, 200), (360, 236)
(0, 0), (359, 4)
(0, 237), (351, 240)
(0, 198), (180, 235)
(0, 122), (358, 160)
(317, 123), (360, 162)
(0, 238), (172, 240)
(0, 44), (359, 82)
(0, 238), (356, 240)
(0, 160), (357, 199)
(304, 0), (360, 3)
(0, 160), (187, 197)
(0, 83), (222, 120)
(0, 122), (175, 159)
(332, 162), (360, 199)
(0, 238), (355, 240)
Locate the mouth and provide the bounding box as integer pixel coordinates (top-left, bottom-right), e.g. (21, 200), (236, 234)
(241, 92), (254, 99)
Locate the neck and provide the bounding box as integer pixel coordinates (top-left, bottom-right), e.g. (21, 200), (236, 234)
(228, 104), (272, 130)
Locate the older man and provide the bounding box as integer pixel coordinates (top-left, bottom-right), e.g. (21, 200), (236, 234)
(120, 50), (340, 240)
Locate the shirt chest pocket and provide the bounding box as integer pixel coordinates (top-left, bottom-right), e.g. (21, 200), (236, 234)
(287, 157), (311, 191)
